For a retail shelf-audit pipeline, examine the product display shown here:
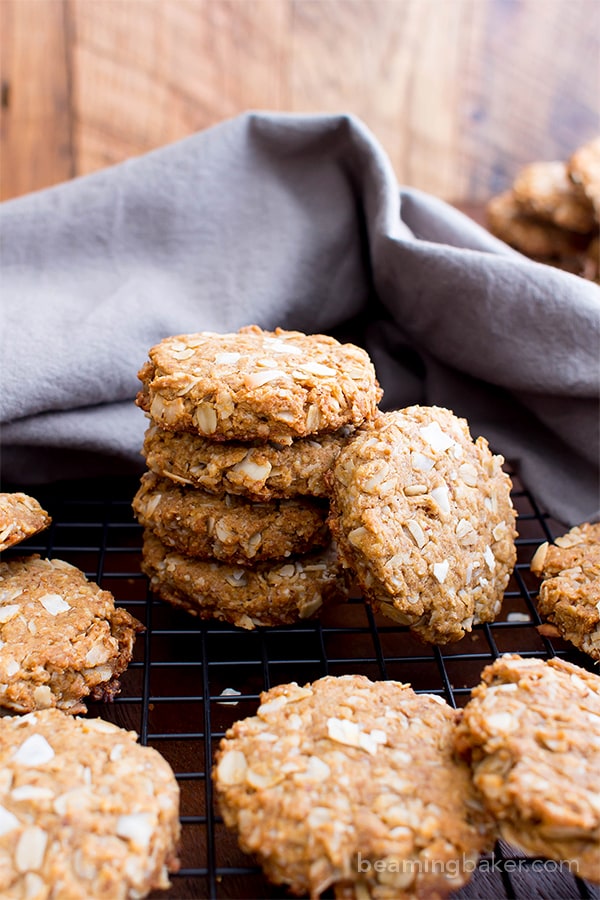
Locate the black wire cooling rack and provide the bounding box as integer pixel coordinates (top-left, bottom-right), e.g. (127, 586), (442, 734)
(3, 472), (599, 900)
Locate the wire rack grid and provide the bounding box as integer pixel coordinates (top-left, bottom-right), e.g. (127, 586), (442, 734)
(2, 472), (599, 900)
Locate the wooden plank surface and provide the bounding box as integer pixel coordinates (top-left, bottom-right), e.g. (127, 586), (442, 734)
(1, 0), (598, 203)
(0, 0), (74, 200)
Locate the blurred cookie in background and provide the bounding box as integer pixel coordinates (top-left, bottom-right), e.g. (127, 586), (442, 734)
(486, 138), (599, 282)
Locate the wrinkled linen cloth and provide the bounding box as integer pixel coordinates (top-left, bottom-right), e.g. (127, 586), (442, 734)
(1, 112), (598, 525)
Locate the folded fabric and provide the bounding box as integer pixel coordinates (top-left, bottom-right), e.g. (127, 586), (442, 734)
(1, 112), (598, 525)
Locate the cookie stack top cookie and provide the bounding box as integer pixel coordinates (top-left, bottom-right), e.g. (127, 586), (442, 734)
(136, 325), (382, 444)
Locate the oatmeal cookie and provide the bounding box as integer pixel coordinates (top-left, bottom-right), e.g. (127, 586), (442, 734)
(142, 424), (350, 500)
(0, 555), (143, 714)
(530, 522), (600, 660)
(132, 472), (330, 564)
(486, 190), (590, 259)
(512, 160), (596, 233)
(213, 674), (494, 899)
(0, 494), (51, 553)
(455, 654), (600, 882)
(141, 531), (347, 629)
(0, 709), (180, 898)
(328, 407), (517, 644)
(568, 136), (600, 218)
(136, 326), (382, 443)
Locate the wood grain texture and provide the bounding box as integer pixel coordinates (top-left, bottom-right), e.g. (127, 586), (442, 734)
(1, 0), (598, 203)
(0, 0), (74, 200)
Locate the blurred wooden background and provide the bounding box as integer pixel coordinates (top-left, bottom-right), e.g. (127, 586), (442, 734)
(1, 0), (598, 204)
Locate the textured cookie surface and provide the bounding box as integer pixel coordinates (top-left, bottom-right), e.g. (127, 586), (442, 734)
(512, 160), (596, 233)
(136, 326), (382, 443)
(328, 406), (517, 643)
(213, 674), (494, 899)
(132, 472), (329, 564)
(143, 424), (350, 499)
(141, 531), (348, 629)
(0, 709), (180, 899)
(0, 556), (143, 714)
(530, 522), (600, 660)
(0, 494), (51, 553)
(455, 654), (600, 882)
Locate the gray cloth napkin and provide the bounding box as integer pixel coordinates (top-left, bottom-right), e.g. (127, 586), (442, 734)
(1, 112), (598, 525)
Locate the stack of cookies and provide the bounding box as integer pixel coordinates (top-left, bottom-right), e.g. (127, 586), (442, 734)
(134, 325), (382, 629)
(0, 491), (143, 715)
(486, 135), (599, 281)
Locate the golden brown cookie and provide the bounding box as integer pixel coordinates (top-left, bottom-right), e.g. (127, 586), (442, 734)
(512, 160), (596, 233)
(455, 654), (600, 882)
(0, 709), (180, 898)
(0, 494), (51, 553)
(568, 136), (600, 219)
(486, 190), (590, 259)
(142, 423), (350, 500)
(328, 406), (517, 644)
(132, 472), (330, 564)
(530, 522), (600, 660)
(213, 674), (494, 899)
(0, 555), (143, 714)
(136, 326), (382, 444)
(141, 530), (348, 629)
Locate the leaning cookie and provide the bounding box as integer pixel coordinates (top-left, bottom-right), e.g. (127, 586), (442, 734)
(141, 531), (348, 629)
(142, 424), (351, 500)
(136, 325), (382, 443)
(0, 555), (143, 714)
(0, 493), (51, 552)
(455, 654), (600, 883)
(132, 472), (330, 564)
(530, 522), (600, 660)
(0, 709), (180, 898)
(512, 160), (596, 234)
(213, 674), (494, 900)
(328, 406), (517, 644)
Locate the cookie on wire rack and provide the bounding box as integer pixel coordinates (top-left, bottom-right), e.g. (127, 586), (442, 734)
(213, 674), (495, 899)
(328, 406), (517, 644)
(140, 530), (348, 630)
(530, 521), (600, 660)
(142, 423), (352, 500)
(132, 471), (330, 564)
(455, 654), (600, 883)
(0, 709), (180, 898)
(0, 493), (51, 553)
(0, 554), (143, 714)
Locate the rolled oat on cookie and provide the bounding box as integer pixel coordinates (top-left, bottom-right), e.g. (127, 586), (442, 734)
(328, 406), (517, 644)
